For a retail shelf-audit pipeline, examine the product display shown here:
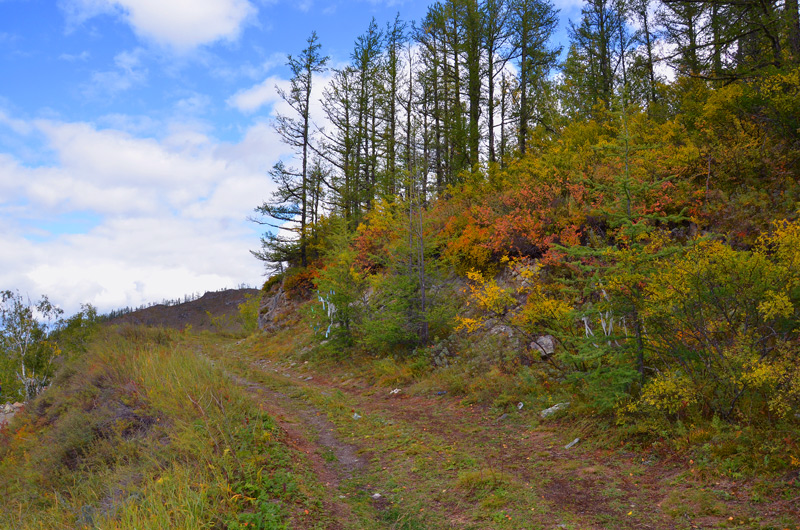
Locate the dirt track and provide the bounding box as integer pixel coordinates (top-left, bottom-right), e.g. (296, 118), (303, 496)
(206, 341), (800, 530)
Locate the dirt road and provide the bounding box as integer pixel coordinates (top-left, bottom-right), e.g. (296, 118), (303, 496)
(204, 340), (800, 530)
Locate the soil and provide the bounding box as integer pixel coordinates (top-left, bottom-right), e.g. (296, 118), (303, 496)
(224, 371), (365, 529)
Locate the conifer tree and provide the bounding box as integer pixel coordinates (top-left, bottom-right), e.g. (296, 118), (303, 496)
(511, 0), (560, 153)
(253, 32), (328, 268)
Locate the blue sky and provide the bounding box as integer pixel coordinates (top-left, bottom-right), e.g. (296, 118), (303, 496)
(0, 0), (580, 315)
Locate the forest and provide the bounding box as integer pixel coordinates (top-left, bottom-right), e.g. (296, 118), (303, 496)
(252, 0), (800, 431)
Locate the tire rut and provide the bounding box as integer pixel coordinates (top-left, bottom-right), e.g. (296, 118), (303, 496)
(218, 367), (367, 529)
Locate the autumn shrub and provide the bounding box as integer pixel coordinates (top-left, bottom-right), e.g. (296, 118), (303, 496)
(352, 198), (403, 272)
(358, 272), (420, 355)
(311, 223), (368, 348)
(262, 272), (285, 293)
(283, 266), (318, 300)
(624, 220), (800, 423)
(237, 294), (260, 335)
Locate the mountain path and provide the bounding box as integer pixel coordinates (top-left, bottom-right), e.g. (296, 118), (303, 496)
(206, 340), (799, 530)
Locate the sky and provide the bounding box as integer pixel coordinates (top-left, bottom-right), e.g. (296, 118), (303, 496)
(0, 0), (581, 316)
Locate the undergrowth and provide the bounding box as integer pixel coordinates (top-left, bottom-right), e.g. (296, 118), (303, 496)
(0, 325), (328, 530)
(244, 294), (800, 484)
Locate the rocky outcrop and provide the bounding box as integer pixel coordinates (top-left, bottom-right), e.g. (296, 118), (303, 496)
(540, 402), (569, 419)
(258, 285), (288, 333)
(530, 335), (556, 359)
(0, 401), (24, 423)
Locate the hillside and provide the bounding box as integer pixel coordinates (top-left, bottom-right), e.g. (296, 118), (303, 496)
(2, 312), (797, 528)
(2, 0), (800, 526)
(104, 288), (259, 332)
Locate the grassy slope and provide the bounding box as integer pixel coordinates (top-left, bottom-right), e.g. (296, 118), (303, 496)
(0, 326), (337, 530)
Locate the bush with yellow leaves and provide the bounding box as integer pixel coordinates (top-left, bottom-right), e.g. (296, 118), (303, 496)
(627, 218), (800, 422)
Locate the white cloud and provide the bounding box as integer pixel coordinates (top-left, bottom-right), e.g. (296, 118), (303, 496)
(0, 110), (34, 135)
(59, 50), (91, 62)
(23, 218), (261, 313)
(175, 93), (213, 115)
(226, 75), (287, 113)
(35, 120), (224, 191)
(0, 111), (281, 313)
(227, 69), (334, 127)
(62, 0), (257, 52)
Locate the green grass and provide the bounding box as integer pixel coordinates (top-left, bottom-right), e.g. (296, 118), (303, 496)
(0, 326), (329, 530)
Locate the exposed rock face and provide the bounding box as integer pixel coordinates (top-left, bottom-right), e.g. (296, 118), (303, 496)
(258, 285), (288, 333)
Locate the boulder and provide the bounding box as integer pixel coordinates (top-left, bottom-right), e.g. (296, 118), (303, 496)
(490, 324), (514, 337)
(530, 335), (556, 359)
(540, 402), (570, 419)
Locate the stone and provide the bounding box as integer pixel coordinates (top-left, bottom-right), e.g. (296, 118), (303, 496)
(540, 402), (570, 419)
(371, 493), (382, 500)
(564, 438), (580, 450)
(530, 335), (556, 358)
(258, 285), (287, 332)
(12, 402), (23, 409)
(1, 404), (12, 414)
(490, 324), (514, 337)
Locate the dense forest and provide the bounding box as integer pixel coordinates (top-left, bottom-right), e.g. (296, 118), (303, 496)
(252, 0), (800, 430)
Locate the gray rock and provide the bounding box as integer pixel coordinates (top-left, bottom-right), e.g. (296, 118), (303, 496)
(540, 402), (570, 419)
(530, 335), (556, 358)
(490, 324), (514, 337)
(258, 286), (287, 332)
(564, 438), (580, 450)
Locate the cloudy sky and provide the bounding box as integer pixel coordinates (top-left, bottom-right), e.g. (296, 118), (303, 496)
(0, 0), (579, 316)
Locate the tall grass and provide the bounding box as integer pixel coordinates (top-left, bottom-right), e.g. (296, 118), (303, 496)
(0, 325), (326, 530)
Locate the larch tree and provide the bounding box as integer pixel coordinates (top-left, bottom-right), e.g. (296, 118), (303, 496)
(511, 0), (560, 154)
(254, 31), (329, 268)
